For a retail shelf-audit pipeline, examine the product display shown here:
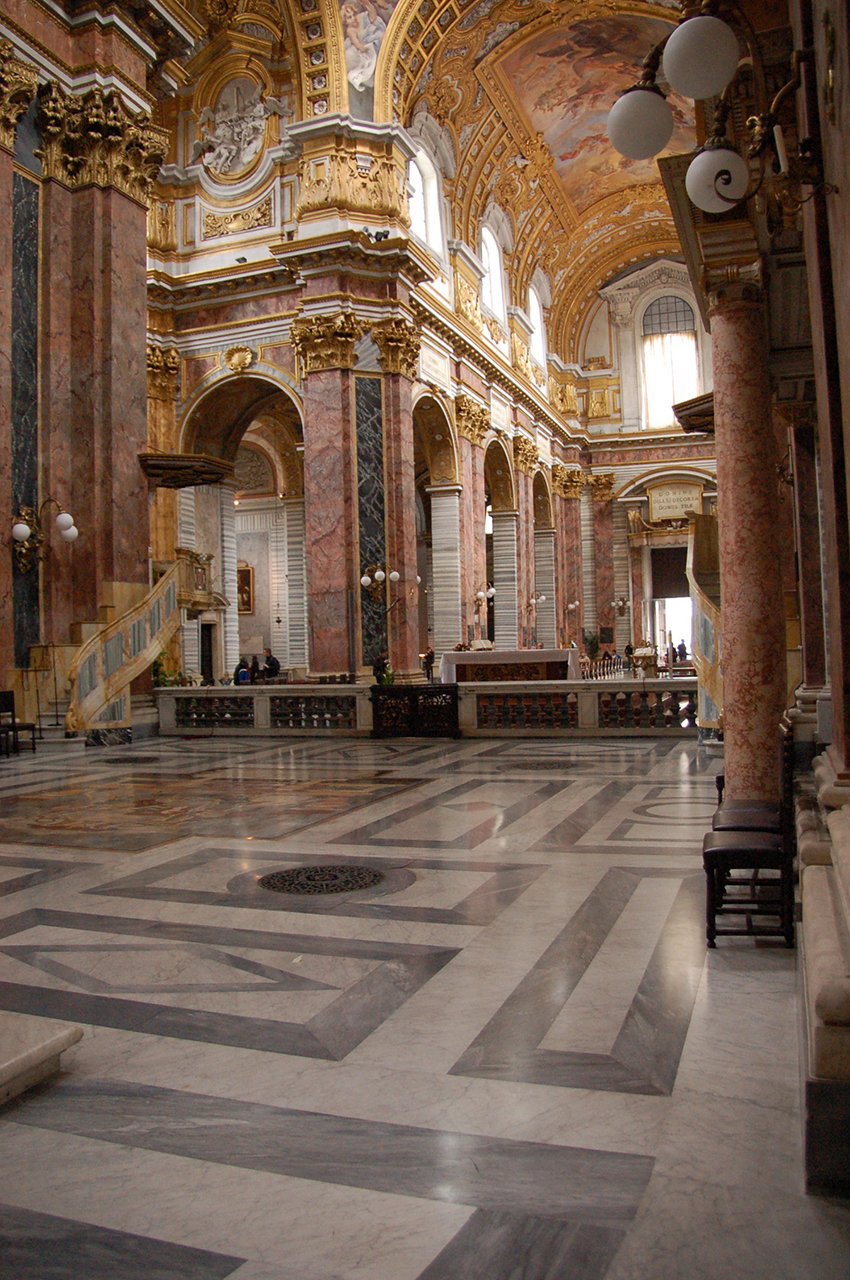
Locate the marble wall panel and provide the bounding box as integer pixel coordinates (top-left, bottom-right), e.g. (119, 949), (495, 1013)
(356, 376), (387, 668)
(11, 172), (40, 667)
(790, 420), (826, 686)
(382, 375), (419, 673)
(0, 149), (14, 674)
(594, 497), (615, 642)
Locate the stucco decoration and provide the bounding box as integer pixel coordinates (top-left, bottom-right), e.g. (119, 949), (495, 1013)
(191, 79), (287, 176)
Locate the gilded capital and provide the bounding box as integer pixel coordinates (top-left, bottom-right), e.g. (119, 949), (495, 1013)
(455, 394), (490, 448)
(552, 464), (586, 499)
(589, 472), (615, 501)
(0, 41), (38, 154)
(147, 346), (180, 400)
(36, 82), (168, 207)
(513, 434), (538, 476)
(290, 312), (363, 373)
(372, 319), (421, 379)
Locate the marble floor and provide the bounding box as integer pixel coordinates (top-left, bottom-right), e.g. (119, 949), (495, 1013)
(0, 736), (849, 1279)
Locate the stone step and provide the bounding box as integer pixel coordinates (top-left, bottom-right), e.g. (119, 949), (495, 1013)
(0, 1012), (83, 1106)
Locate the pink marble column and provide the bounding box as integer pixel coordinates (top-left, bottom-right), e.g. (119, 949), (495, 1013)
(593, 492), (615, 641)
(383, 372), (420, 677)
(458, 437), (486, 641)
(790, 409), (826, 690)
(302, 368), (357, 674)
(711, 292), (787, 802)
(557, 492), (584, 643)
(0, 145), (13, 675)
(516, 470), (534, 647)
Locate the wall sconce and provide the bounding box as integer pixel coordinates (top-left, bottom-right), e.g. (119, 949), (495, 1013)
(474, 583), (496, 612)
(607, 1), (835, 221)
(360, 564), (400, 597)
(12, 500), (79, 574)
(567, 599), (581, 612)
(611, 597), (631, 616)
(527, 591), (547, 613)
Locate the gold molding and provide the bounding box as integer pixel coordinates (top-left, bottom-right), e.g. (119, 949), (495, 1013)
(552, 464), (585, 499)
(455, 394), (490, 448)
(0, 40), (37, 155)
(296, 141), (409, 223)
(290, 312), (363, 373)
(372, 319), (421, 379)
(203, 195), (273, 239)
(589, 472), (615, 501)
(513, 433), (538, 476)
(37, 82), (168, 208)
(147, 346), (180, 400)
(549, 378), (579, 417)
(455, 273), (484, 333)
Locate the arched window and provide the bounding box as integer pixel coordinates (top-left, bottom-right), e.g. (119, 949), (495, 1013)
(529, 287), (546, 366)
(408, 150), (444, 256)
(480, 226), (505, 321)
(642, 295), (699, 429)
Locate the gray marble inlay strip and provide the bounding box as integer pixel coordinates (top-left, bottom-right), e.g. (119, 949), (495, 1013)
(527, 781), (637, 850)
(9, 1080), (654, 1223)
(451, 869), (706, 1096)
(0, 1201), (243, 1280)
(415, 1210), (626, 1280)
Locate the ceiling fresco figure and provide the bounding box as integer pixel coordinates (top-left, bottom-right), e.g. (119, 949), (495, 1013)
(340, 0), (401, 117)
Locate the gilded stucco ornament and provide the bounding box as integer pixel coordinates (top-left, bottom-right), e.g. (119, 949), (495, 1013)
(552, 465), (586, 499)
(0, 41), (38, 154)
(511, 333), (534, 384)
(372, 319), (421, 379)
(36, 82), (168, 207)
(549, 378), (579, 417)
(223, 346), (255, 373)
(203, 196), (273, 239)
(587, 388), (611, 419)
(455, 395), (490, 448)
(455, 274), (484, 332)
(290, 312), (363, 373)
(147, 346), (180, 400)
(589, 473), (616, 501)
(513, 434), (538, 476)
(296, 148), (409, 223)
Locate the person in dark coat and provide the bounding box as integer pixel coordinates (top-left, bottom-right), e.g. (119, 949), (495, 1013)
(234, 656), (250, 684)
(676, 640), (688, 664)
(372, 653), (388, 682)
(262, 648), (281, 681)
(250, 655), (261, 684)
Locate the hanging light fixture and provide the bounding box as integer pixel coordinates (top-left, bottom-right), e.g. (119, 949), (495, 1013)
(662, 12), (740, 101)
(606, 45), (674, 162)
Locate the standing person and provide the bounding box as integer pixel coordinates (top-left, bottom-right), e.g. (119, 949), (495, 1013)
(677, 639), (688, 664)
(424, 646), (435, 682)
(250, 655), (260, 684)
(624, 641), (634, 672)
(262, 648), (280, 681)
(372, 652), (388, 683)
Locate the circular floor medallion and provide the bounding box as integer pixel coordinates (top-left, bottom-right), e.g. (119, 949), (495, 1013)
(258, 865), (385, 895)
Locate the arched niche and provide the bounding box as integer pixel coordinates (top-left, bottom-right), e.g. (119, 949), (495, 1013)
(533, 471), (553, 529)
(179, 370), (303, 464)
(484, 438), (516, 511)
(413, 393), (458, 485)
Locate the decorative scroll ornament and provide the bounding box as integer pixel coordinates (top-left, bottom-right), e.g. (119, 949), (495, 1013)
(36, 82), (168, 207)
(199, 0), (238, 30)
(223, 346), (255, 373)
(203, 196), (273, 239)
(511, 333), (534, 384)
(147, 346), (180, 400)
(589, 473), (616, 501)
(372, 319), (421, 379)
(0, 40), (38, 154)
(552, 465), (586, 499)
(289, 312), (363, 373)
(587, 388), (612, 419)
(455, 395), (490, 448)
(513, 434), (538, 476)
(296, 148), (409, 223)
(549, 378), (579, 417)
(455, 274), (484, 332)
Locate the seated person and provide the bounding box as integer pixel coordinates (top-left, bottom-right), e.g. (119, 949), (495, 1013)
(262, 647), (281, 681)
(234, 656), (250, 684)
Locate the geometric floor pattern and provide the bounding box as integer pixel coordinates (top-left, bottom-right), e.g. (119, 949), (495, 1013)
(0, 736), (849, 1279)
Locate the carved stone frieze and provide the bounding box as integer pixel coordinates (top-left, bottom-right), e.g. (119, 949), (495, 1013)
(372, 319), (421, 379)
(455, 394), (489, 448)
(589, 472), (616, 501)
(37, 82), (168, 207)
(296, 149), (409, 223)
(455, 274), (484, 332)
(147, 346), (180, 400)
(203, 196), (272, 239)
(549, 378), (579, 417)
(513, 434), (538, 476)
(0, 40), (38, 154)
(290, 312), (363, 373)
(552, 464), (586, 499)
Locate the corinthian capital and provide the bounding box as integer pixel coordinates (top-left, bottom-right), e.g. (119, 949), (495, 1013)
(513, 433), (538, 476)
(372, 318), (421, 379)
(589, 472), (615, 501)
(147, 346), (180, 400)
(290, 311), (363, 373)
(552, 464), (585, 499)
(0, 41), (38, 154)
(455, 394), (490, 447)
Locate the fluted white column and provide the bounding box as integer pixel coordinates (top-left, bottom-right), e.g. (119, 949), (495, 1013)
(285, 499), (308, 667)
(178, 488), (199, 673)
(534, 528), (557, 647)
(580, 488), (598, 637)
(427, 485), (463, 658)
(492, 510), (519, 649)
(220, 486), (240, 674)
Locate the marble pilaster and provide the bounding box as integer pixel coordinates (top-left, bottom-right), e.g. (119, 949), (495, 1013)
(381, 371), (420, 678)
(592, 480), (615, 644)
(0, 146), (14, 675)
(515, 470), (534, 648)
(303, 368), (357, 675)
(557, 492), (583, 645)
(220, 486), (239, 676)
(491, 511), (519, 650)
(710, 292), (787, 802)
(427, 486), (463, 658)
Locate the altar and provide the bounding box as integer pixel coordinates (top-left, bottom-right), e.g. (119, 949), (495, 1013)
(439, 648), (581, 683)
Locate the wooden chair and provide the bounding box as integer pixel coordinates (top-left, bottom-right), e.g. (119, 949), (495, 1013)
(0, 691), (37, 756)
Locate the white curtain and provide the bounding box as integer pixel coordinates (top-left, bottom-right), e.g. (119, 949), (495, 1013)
(643, 332), (699, 429)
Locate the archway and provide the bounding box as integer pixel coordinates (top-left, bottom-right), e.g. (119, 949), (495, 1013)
(413, 393), (461, 660)
(484, 439), (518, 649)
(532, 470), (557, 647)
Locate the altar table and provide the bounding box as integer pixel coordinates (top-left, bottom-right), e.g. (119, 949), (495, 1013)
(439, 648), (581, 683)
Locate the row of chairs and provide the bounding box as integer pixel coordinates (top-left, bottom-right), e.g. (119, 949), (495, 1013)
(0, 691), (37, 758)
(702, 717), (796, 948)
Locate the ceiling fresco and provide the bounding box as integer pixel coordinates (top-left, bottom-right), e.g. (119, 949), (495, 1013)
(495, 15), (694, 214)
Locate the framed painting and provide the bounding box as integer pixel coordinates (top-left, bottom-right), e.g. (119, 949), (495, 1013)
(237, 566), (254, 614)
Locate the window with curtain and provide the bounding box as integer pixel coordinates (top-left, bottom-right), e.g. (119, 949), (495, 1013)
(480, 226), (505, 320)
(529, 287), (546, 366)
(642, 295), (699, 429)
(408, 158), (427, 242)
(408, 151), (443, 256)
